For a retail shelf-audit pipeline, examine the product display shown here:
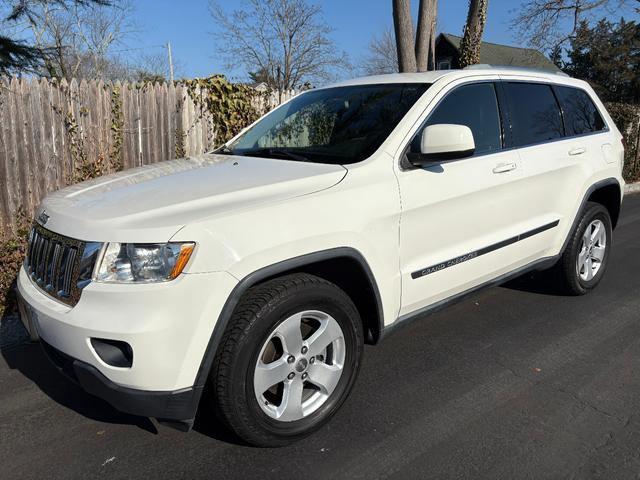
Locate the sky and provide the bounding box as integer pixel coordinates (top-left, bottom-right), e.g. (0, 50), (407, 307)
(125, 0), (528, 80)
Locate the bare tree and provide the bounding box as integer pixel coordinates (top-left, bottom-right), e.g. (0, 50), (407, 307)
(209, 0), (346, 92)
(415, 0), (437, 71)
(132, 51), (183, 83)
(17, 2), (66, 77)
(71, 1), (134, 79)
(362, 27), (398, 75)
(428, 0), (438, 69)
(458, 0), (488, 68)
(25, 2), (84, 78)
(7, 0), (134, 79)
(393, 0), (417, 72)
(392, 0), (437, 73)
(510, 0), (632, 50)
(0, 0), (110, 74)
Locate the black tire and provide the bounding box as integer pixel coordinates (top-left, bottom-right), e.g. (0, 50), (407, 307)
(209, 273), (364, 447)
(554, 201), (612, 295)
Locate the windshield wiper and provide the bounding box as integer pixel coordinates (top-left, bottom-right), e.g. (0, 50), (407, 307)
(238, 148), (310, 162)
(214, 145), (234, 155)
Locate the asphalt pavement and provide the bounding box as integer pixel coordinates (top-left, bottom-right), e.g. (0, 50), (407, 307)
(1, 194), (640, 480)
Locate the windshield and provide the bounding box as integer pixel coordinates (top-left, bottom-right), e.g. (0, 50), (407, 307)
(226, 83), (429, 164)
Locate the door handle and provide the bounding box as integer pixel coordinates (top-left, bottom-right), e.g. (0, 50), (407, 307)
(492, 162), (517, 174)
(568, 147), (586, 156)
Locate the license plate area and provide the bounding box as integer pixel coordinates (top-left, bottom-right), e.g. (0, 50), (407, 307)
(17, 293), (40, 342)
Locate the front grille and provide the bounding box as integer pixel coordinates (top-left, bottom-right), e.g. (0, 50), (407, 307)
(25, 224), (86, 306)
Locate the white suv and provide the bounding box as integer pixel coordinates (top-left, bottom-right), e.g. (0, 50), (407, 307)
(17, 67), (625, 446)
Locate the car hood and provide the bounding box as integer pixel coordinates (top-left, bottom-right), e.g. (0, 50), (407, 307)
(39, 154), (347, 242)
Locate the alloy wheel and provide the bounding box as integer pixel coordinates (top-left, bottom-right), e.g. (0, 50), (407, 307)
(577, 219), (606, 281)
(253, 310), (346, 422)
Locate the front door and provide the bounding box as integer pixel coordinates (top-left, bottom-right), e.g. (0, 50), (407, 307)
(396, 80), (531, 317)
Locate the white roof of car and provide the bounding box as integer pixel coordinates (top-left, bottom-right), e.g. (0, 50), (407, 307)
(328, 65), (584, 89)
(330, 71), (452, 87)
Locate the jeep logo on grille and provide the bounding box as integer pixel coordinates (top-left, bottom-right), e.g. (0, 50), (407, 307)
(37, 210), (50, 225)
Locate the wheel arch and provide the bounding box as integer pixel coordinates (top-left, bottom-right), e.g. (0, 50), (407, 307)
(192, 247), (384, 392)
(587, 181), (622, 229)
(560, 178), (622, 256)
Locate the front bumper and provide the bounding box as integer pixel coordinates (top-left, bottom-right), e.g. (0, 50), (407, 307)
(39, 338), (200, 421)
(17, 265), (237, 419)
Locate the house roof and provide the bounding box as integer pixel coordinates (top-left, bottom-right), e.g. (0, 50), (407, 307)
(437, 33), (559, 71)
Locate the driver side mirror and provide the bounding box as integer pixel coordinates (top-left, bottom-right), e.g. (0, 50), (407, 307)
(407, 124), (475, 167)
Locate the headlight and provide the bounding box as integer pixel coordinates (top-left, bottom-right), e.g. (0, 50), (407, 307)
(94, 242), (195, 283)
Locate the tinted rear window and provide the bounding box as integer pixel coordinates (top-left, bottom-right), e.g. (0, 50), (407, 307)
(554, 86), (606, 136)
(504, 82), (564, 147)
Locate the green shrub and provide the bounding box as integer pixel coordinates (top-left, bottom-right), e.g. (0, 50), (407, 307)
(606, 102), (640, 183)
(0, 216), (29, 317)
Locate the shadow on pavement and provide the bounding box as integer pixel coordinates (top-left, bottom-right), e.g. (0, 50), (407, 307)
(501, 269), (564, 296)
(1, 280), (161, 434)
(0, 278), (29, 349)
(0, 313), (28, 349)
(1, 325), (246, 444)
(191, 394), (248, 446)
(1, 341), (158, 434)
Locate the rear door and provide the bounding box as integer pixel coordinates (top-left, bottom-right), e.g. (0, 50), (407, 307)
(501, 80), (609, 257)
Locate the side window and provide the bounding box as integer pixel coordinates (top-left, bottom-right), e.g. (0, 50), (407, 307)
(554, 86), (606, 136)
(413, 82), (502, 155)
(504, 82), (564, 147)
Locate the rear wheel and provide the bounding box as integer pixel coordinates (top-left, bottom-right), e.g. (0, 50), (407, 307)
(554, 202), (612, 295)
(209, 273), (363, 446)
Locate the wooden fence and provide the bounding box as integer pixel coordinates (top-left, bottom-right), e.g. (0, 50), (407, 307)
(0, 76), (296, 232)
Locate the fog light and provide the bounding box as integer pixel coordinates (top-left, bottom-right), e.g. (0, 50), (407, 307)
(90, 338), (133, 368)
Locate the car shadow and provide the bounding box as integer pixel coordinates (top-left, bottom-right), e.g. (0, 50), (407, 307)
(0, 276), (28, 349)
(1, 277), (162, 434)
(1, 340), (159, 433)
(0, 309), (245, 444)
(500, 269), (563, 296)
(190, 389), (248, 446)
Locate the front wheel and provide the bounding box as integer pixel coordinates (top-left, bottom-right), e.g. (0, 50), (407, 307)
(554, 201), (612, 295)
(209, 273), (363, 447)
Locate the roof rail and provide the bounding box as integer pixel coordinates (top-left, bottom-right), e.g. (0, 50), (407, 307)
(463, 64), (570, 77)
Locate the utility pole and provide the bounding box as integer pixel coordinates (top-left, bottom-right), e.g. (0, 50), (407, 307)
(276, 65), (282, 104)
(167, 42), (174, 83)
